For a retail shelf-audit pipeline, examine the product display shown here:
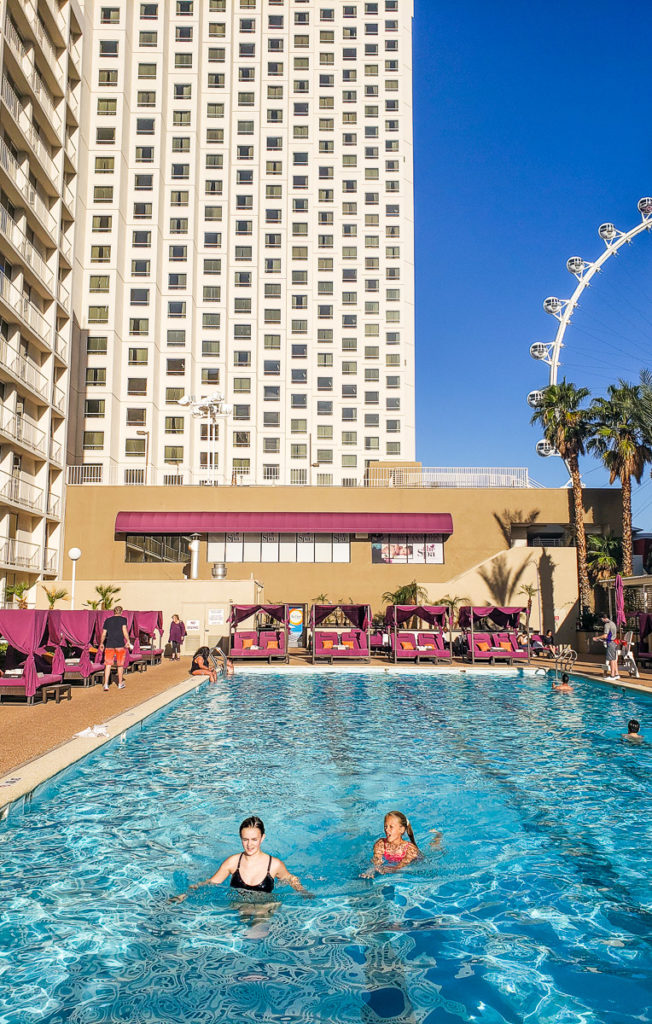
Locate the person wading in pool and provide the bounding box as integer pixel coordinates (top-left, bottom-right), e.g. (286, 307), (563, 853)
(552, 672), (573, 692)
(364, 811), (420, 876)
(622, 718), (644, 743)
(175, 816), (309, 900)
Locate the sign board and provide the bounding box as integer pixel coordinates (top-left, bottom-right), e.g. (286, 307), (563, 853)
(288, 604), (305, 646)
(186, 619), (201, 633)
(208, 608), (224, 626)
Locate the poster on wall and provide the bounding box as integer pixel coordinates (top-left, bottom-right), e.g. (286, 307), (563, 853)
(208, 608), (224, 626)
(288, 605), (305, 646)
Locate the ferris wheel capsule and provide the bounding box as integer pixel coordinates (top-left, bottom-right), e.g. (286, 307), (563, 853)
(638, 197), (652, 217)
(543, 296), (562, 315)
(527, 389), (546, 408)
(566, 256), (584, 275)
(536, 439), (558, 458)
(598, 222), (617, 241)
(529, 342), (548, 360)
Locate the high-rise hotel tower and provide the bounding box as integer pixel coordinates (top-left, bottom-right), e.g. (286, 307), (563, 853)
(68, 0), (415, 488)
(0, 0), (81, 597)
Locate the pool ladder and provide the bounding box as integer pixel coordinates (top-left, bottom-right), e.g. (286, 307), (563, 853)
(553, 645), (578, 680)
(209, 646), (227, 675)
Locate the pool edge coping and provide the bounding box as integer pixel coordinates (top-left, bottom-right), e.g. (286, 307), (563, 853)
(0, 673), (205, 817)
(1, 663), (650, 818)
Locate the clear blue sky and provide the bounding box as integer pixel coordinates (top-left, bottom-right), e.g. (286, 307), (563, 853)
(412, 0), (652, 528)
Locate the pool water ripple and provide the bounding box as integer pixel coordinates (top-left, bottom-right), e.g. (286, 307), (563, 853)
(0, 669), (650, 1023)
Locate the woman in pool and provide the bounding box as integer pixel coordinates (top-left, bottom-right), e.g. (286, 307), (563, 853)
(190, 646), (217, 684)
(365, 811), (420, 875)
(189, 816), (308, 895)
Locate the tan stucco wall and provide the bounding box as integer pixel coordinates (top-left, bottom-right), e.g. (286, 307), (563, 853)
(59, 484), (622, 618)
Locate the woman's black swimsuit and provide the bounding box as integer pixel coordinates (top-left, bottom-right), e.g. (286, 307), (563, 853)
(230, 854), (274, 893)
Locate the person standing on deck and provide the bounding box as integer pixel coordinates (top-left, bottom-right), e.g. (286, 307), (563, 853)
(99, 605), (131, 691)
(169, 614), (186, 661)
(598, 613), (620, 680)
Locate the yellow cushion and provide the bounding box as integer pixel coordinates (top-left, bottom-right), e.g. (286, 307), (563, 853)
(322, 640), (333, 649)
(342, 641), (354, 649)
(267, 640), (279, 649)
(400, 641), (415, 650)
(499, 641), (512, 651)
(242, 638), (253, 649)
(476, 641), (490, 652)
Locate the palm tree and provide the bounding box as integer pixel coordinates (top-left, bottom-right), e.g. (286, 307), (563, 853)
(5, 582), (30, 609)
(588, 381), (652, 577)
(586, 531), (622, 584)
(530, 380), (592, 609)
(381, 581), (429, 607)
(432, 593), (471, 627)
(93, 584), (121, 609)
(518, 583), (538, 623)
(41, 585), (69, 609)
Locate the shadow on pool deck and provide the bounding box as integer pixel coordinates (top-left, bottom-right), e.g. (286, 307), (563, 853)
(0, 652), (650, 778)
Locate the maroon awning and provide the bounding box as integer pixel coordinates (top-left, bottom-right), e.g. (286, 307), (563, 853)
(115, 511), (454, 535)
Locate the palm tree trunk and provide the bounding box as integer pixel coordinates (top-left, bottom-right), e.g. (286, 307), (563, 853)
(621, 473), (633, 576)
(569, 456), (591, 608)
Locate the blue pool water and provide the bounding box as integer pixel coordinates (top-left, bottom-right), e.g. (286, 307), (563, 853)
(0, 668), (651, 1024)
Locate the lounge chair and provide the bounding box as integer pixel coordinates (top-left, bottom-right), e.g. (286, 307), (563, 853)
(0, 671), (64, 705)
(231, 629), (287, 662)
(467, 631), (527, 664)
(313, 629), (369, 662)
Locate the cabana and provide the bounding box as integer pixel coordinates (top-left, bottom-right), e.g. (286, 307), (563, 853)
(0, 610), (64, 704)
(385, 605), (452, 663)
(133, 610), (164, 665)
(311, 604), (371, 663)
(458, 606), (529, 664)
(229, 604), (289, 663)
(47, 609), (104, 687)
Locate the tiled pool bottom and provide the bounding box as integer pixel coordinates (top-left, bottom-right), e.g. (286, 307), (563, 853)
(0, 669), (650, 1024)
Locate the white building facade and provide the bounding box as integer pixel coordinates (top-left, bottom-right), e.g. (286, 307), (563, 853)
(68, 0), (415, 487)
(0, 0), (82, 599)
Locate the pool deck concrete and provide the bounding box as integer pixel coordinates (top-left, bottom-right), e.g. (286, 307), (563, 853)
(1, 652), (650, 815)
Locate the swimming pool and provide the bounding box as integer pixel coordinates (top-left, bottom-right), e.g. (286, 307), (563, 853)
(0, 668), (650, 1023)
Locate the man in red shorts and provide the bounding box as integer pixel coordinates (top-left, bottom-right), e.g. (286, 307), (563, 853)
(99, 605), (131, 691)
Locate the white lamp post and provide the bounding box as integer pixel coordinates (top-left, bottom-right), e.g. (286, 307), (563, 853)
(176, 392), (233, 485)
(68, 546), (81, 609)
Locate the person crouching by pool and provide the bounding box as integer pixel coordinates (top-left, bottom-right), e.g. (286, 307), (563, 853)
(623, 718), (644, 743)
(190, 646), (217, 683)
(552, 672), (573, 692)
(178, 816), (309, 899)
(364, 811), (420, 876)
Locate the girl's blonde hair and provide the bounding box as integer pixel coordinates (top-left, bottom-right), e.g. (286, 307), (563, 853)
(385, 810), (417, 848)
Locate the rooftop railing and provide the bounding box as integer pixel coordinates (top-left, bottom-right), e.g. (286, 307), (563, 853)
(66, 463), (542, 489)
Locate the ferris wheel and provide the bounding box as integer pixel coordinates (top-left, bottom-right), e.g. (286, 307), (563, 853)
(529, 196), (652, 458)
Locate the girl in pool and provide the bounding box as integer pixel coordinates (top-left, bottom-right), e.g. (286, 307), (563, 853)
(185, 816), (309, 896)
(190, 646), (218, 684)
(365, 810), (420, 875)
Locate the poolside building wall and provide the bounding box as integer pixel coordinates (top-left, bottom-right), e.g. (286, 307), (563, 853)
(55, 481), (623, 644)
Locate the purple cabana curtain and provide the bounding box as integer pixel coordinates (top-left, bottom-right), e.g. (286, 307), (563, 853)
(0, 609), (50, 697)
(311, 604), (370, 629)
(385, 605), (449, 628)
(134, 610), (164, 638)
(230, 604), (288, 626)
(638, 612), (652, 641)
(47, 610), (98, 676)
(458, 606), (524, 629)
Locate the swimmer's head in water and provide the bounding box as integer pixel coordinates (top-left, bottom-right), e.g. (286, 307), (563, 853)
(628, 719), (640, 734)
(561, 673), (569, 684)
(240, 815), (265, 837)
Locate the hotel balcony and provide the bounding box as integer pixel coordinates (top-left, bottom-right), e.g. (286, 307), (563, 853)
(46, 492), (61, 519)
(52, 385), (66, 416)
(0, 339), (50, 404)
(53, 332), (69, 364)
(62, 181), (75, 217)
(0, 137), (57, 239)
(0, 537), (42, 571)
(0, 409), (47, 459)
(3, 19), (63, 144)
(0, 203), (54, 294)
(66, 85), (79, 125)
(18, 0), (62, 97)
(0, 274), (52, 351)
(0, 471), (44, 515)
(1, 76), (58, 193)
(49, 438), (63, 466)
